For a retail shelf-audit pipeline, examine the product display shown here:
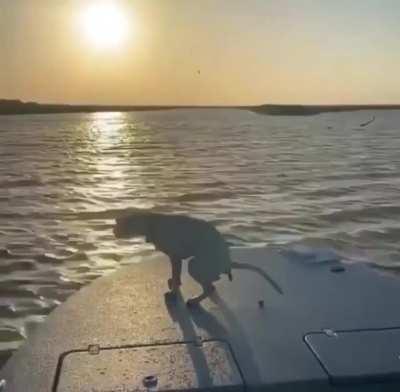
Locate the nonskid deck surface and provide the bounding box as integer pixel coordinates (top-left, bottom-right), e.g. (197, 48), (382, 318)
(1, 247), (400, 391)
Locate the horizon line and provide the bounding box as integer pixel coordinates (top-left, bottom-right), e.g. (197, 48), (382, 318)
(2, 98), (400, 108)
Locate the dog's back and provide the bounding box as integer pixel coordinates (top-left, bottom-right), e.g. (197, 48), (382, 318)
(149, 213), (227, 259)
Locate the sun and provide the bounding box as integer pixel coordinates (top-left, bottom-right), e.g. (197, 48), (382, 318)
(81, 2), (130, 49)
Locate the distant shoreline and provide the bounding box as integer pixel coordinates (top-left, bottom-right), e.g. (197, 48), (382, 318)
(1, 99), (400, 116)
(251, 104), (400, 116)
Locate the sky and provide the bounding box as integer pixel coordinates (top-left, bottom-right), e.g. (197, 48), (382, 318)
(1, 0), (400, 105)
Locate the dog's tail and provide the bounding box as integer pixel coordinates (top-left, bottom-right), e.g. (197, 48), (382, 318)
(230, 261), (283, 295)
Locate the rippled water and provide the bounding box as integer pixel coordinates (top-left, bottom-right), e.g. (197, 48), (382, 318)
(1, 109), (400, 363)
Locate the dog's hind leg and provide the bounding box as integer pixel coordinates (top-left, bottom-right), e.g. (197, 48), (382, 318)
(186, 256), (218, 306)
(186, 283), (215, 307)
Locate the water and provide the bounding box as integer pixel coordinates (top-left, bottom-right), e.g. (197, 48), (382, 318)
(1, 108), (400, 362)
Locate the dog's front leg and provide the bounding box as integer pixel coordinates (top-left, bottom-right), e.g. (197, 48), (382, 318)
(168, 256), (182, 293)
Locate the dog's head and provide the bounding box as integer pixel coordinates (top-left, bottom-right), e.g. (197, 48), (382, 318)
(113, 213), (150, 239)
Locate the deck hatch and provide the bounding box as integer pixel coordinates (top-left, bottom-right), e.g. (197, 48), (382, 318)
(305, 328), (400, 385)
(55, 340), (244, 392)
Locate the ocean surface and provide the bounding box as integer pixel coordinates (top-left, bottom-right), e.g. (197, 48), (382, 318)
(1, 108), (400, 363)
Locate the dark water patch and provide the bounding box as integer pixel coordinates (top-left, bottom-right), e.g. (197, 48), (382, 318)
(45, 177), (79, 186)
(97, 234), (115, 241)
(71, 265), (91, 273)
(43, 193), (59, 200)
(70, 207), (144, 220)
(66, 252), (89, 261)
(174, 191), (234, 202)
(368, 253), (400, 275)
(371, 263), (400, 275)
(264, 215), (321, 230)
(348, 227), (400, 245)
(197, 180), (227, 187)
(36, 286), (78, 302)
(0, 151), (16, 157)
(68, 241), (97, 251)
(94, 252), (123, 262)
(1, 278), (61, 287)
(89, 222), (114, 231)
(52, 233), (69, 241)
(7, 243), (34, 259)
(319, 205), (400, 223)
(0, 287), (38, 299)
(35, 251), (89, 264)
(0, 250), (37, 264)
(0, 211), (66, 220)
(362, 171), (400, 180)
(381, 227), (400, 243)
(1, 142), (46, 148)
(57, 281), (83, 291)
(34, 253), (64, 264)
(0, 326), (25, 343)
(0, 178), (43, 188)
(0, 227), (32, 234)
(0, 302), (56, 319)
(222, 233), (247, 246)
(5, 242), (34, 252)
(0, 249), (13, 258)
(208, 218), (232, 227)
(230, 222), (271, 232)
(64, 196), (94, 204)
(0, 305), (17, 318)
(323, 171), (400, 183)
(301, 186), (358, 198)
(81, 273), (103, 284)
(0, 261), (36, 274)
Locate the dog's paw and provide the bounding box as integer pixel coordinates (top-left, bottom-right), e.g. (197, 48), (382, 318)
(164, 291), (178, 302)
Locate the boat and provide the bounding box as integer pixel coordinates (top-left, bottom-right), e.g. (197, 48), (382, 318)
(1, 246), (400, 391)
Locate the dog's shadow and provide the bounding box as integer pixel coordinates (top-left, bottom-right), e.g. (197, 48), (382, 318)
(164, 291), (214, 386)
(164, 290), (261, 386)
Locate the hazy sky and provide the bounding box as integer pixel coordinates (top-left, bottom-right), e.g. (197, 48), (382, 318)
(1, 0), (400, 105)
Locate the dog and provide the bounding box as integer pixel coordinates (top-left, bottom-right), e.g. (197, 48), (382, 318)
(113, 211), (283, 306)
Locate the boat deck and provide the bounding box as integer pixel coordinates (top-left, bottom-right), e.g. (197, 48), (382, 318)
(1, 247), (400, 391)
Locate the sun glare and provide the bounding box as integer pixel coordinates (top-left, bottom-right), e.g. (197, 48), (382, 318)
(81, 2), (130, 49)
